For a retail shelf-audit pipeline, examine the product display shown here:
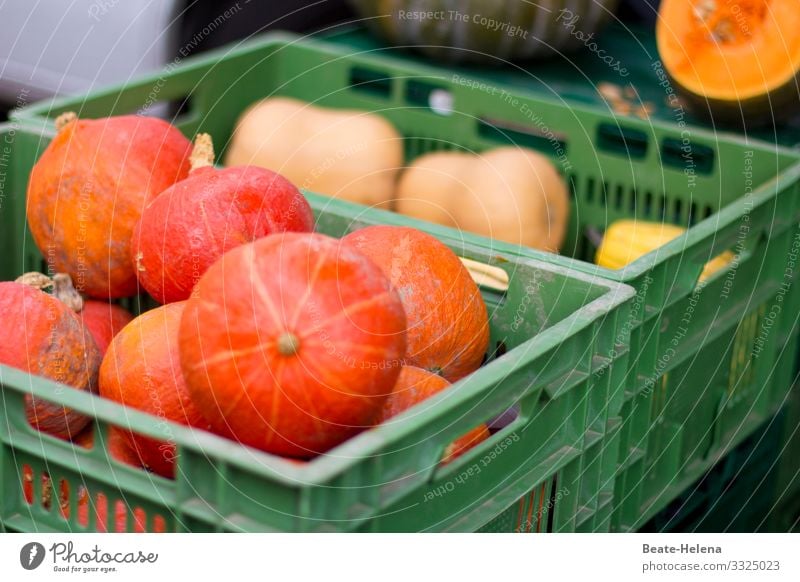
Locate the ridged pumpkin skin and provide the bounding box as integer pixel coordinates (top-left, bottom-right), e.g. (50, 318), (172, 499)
(72, 424), (142, 468)
(0, 282), (100, 439)
(349, 0), (619, 63)
(107, 426), (143, 468)
(377, 366), (490, 464)
(395, 148), (569, 252)
(132, 165), (314, 304)
(343, 226), (489, 381)
(26, 115), (192, 298)
(80, 301), (134, 355)
(179, 232), (408, 458)
(657, 0), (800, 124)
(99, 302), (208, 478)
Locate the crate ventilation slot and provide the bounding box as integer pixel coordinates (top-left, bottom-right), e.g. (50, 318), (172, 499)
(348, 67), (392, 98)
(596, 123), (648, 159)
(661, 138), (715, 175)
(478, 117), (568, 157)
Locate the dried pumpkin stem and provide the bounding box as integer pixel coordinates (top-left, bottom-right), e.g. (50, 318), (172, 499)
(277, 332), (301, 356)
(16, 271), (54, 290)
(190, 133), (215, 172)
(54, 111), (78, 132)
(15, 271), (84, 312)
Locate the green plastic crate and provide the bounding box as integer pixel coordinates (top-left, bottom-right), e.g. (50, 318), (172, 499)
(320, 22), (800, 148)
(640, 407), (787, 532)
(10, 31), (800, 532)
(772, 383), (800, 529)
(0, 120), (633, 532)
(316, 27), (800, 521)
(320, 26), (800, 511)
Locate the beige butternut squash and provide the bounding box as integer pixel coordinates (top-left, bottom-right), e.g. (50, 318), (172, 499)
(225, 97), (403, 207)
(395, 147), (569, 252)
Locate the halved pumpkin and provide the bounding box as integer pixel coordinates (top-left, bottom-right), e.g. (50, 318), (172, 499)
(657, 0), (800, 123)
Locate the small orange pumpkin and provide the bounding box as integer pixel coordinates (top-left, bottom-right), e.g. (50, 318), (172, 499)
(343, 226), (489, 382)
(179, 233), (408, 458)
(376, 366), (490, 464)
(26, 114), (192, 298)
(99, 302), (208, 478)
(0, 276), (100, 439)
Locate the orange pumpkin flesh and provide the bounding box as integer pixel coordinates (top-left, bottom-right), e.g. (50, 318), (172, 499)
(0, 281), (100, 439)
(343, 226), (489, 382)
(657, 0), (800, 122)
(99, 302), (208, 478)
(26, 114), (192, 298)
(179, 232), (407, 458)
(76, 489), (165, 532)
(376, 366), (489, 464)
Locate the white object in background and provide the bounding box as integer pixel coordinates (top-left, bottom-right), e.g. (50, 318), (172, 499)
(0, 0), (180, 104)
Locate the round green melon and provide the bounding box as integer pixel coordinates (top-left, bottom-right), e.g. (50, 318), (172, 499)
(348, 0), (620, 64)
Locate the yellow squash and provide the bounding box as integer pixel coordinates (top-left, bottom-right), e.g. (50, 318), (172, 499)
(596, 220), (733, 281)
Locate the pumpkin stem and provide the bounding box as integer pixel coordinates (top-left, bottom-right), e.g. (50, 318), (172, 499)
(15, 272), (84, 312)
(54, 111), (78, 132)
(277, 332), (301, 356)
(190, 133), (215, 172)
(585, 226), (604, 247)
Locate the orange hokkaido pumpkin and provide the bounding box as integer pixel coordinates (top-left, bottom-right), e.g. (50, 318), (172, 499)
(79, 301), (134, 355)
(131, 134), (314, 303)
(106, 426), (143, 468)
(376, 366), (490, 464)
(26, 113), (192, 298)
(179, 233), (407, 458)
(343, 226), (489, 381)
(71, 424), (143, 469)
(0, 278), (100, 439)
(99, 302), (208, 478)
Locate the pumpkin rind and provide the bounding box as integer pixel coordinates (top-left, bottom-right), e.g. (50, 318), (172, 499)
(178, 232), (408, 458)
(26, 115), (192, 298)
(343, 225), (489, 381)
(132, 164), (313, 304)
(395, 147), (569, 252)
(80, 301), (134, 355)
(376, 365), (489, 464)
(224, 97), (403, 207)
(0, 282), (101, 439)
(99, 301), (208, 478)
